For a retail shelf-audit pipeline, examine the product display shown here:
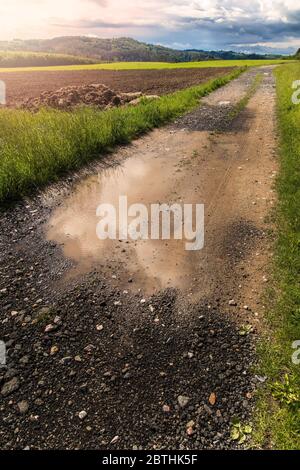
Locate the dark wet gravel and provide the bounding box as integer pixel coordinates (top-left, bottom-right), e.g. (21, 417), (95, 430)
(0, 188), (259, 451)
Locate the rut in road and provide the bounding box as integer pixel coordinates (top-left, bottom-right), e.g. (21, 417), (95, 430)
(0, 67), (277, 450)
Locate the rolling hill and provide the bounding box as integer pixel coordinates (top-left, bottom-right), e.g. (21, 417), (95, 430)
(0, 50), (94, 68)
(0, 36), (283, 64)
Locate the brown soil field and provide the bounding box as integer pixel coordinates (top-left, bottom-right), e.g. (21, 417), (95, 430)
(0, 67), (234, 107)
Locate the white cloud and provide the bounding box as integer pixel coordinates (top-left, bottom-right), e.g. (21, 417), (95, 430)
(0, 0), (299, 51)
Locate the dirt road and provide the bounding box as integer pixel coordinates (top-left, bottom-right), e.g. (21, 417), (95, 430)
(0, 67), (277, 449)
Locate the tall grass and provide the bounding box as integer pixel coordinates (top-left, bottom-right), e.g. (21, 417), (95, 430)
(0, 68), (243, 203)
(254, 63), (300, 449)
(0, 59), (292, 73)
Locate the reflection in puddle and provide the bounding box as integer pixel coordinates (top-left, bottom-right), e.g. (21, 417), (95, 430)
(47, 133), (209, 294)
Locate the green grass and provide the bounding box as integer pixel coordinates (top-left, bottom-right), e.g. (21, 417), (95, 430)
(0, 50), (94, 68)
(0, 67), (244, 203)
(254, 63), (300, 449)
(0, 59), (292, 73)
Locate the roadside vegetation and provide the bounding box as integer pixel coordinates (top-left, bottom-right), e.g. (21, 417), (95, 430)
(0, 50), (94, 68)
(0, 59), (292, 73)
(254, 63), (300, 449)
(0, 67), (244, 203)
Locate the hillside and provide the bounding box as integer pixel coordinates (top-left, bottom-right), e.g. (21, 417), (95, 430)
(0, 50), (94, 68)
(0, 37), (212, 62)
(0, 36), (282, 63)
(186, 48), (281, 60)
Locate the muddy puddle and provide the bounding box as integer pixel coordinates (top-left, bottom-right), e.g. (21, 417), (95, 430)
(46, 130), (220, 295)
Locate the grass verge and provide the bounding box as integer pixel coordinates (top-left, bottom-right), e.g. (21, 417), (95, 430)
(254, 63), (300, 449)
(0, 67), (244, 203)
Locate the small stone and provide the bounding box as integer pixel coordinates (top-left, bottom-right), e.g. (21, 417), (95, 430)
(74, 355), (82, 362)
(45, 324), (55, 333)
(78, 410), (87, 420)
(255, 375), (267, 383)
(17, 400), (29, 414)
(84, 344), (95, 353)
(162, 404), (170, 413)
(50, 345), (59, 356)
(96, 324), (103, 331)
(1, 377), (20, 397)
(209, 392), (216, 406)
(229, 300), (237, 306)
(177, 395), (190, 408)
(186, 420), (195, 428)
(110, 435), (119, 444)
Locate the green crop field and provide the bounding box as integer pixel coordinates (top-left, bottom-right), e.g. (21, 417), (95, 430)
(0, 58), (293, 73)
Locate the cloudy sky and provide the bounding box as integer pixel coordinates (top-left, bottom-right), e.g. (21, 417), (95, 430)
(0, 0), (299, 53)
